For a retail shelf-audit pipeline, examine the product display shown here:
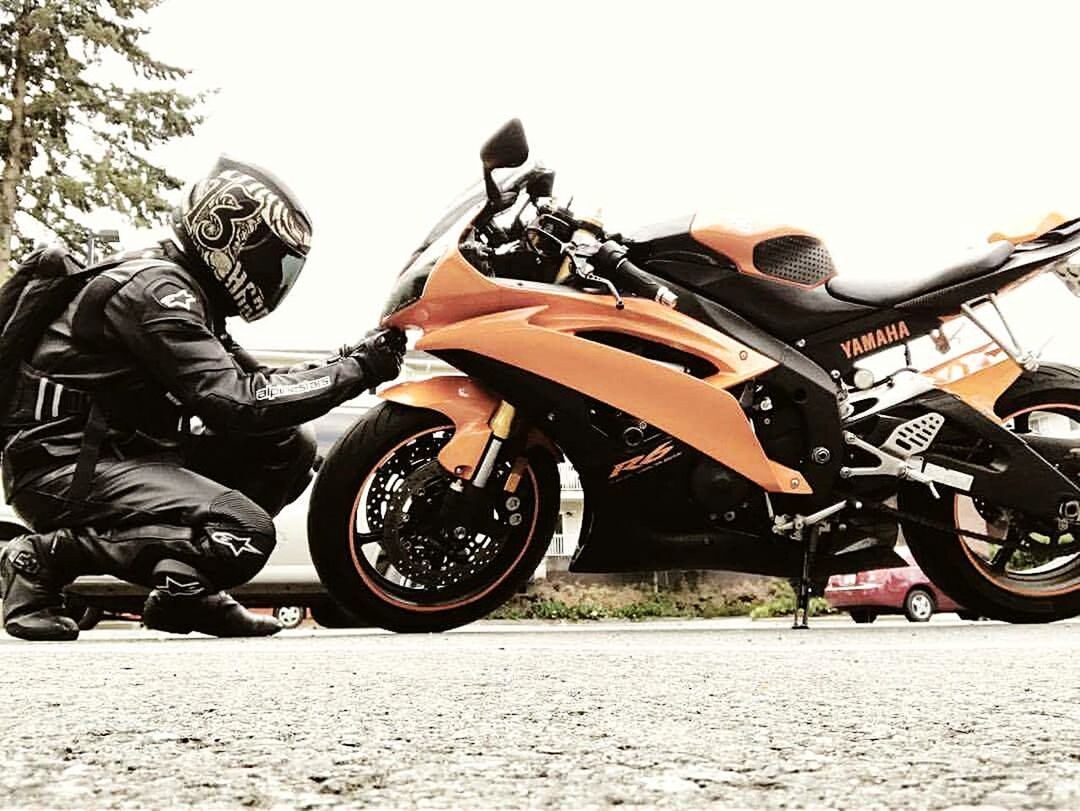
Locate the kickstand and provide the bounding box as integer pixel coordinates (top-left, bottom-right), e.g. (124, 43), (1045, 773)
(792, 524), (821, 630)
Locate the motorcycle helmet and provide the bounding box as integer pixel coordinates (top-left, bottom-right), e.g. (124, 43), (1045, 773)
(172, 156), (312, 321)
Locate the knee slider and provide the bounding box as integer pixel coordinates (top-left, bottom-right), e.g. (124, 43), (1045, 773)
(204, 490), (276, 583)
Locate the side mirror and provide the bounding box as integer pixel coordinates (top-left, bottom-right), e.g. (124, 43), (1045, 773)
(480, 119), (529, 170)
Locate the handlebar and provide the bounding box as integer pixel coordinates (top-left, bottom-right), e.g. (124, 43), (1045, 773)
(591, 240), (678, 308)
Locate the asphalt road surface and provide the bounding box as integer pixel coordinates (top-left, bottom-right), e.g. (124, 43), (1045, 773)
(2, 616), (1079, 810)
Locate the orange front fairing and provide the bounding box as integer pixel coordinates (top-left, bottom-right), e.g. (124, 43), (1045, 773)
(386, 248), (812, 494)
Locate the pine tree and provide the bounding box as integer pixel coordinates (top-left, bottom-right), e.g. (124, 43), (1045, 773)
(0, 0), (204, 284)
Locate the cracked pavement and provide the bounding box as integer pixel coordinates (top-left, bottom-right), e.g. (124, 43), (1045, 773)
(1, 617), (1078, 809)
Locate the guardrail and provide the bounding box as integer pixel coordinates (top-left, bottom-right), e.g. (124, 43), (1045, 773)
(547, 533), (568, 557)
(558, 464), (582, 491)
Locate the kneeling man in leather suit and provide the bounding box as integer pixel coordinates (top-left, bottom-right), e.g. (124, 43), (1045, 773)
(0, 156), (404, 640)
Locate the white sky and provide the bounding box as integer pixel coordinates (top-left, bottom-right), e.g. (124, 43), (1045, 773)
(94, 0), (1080, 351)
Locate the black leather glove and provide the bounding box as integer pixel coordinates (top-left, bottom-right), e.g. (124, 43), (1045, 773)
(343, 328), (406, 386)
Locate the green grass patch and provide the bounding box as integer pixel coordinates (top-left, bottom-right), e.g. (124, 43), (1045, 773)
(488, 578), (809, 622)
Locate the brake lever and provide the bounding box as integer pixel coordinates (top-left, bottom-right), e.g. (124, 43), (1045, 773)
(564, 244), (625, 310)
(561, 242), (630, 308)
(582, 270), (625, 310)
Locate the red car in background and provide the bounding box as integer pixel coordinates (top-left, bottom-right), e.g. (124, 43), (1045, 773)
(825, 546), (976, 623)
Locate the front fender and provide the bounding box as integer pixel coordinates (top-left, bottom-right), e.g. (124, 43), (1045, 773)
(380, 375), (559, 480)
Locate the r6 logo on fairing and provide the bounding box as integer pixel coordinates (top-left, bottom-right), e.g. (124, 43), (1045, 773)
(609, 440), (677, 479)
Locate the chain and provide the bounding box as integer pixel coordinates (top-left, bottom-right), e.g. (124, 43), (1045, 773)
(856, 499), (1030, 549)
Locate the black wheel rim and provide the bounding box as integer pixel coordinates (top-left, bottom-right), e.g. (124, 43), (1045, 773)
(955, 405), (1080, 595)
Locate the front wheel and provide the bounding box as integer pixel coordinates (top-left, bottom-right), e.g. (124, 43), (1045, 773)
(901, 364), (1080, 623)
(308, 401), (560, 633)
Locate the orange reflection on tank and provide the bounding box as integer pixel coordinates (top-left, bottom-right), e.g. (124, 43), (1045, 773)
(689, 215), (835, 288)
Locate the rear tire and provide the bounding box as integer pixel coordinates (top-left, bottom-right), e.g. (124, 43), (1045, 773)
(308, 401), (560, 633)
(849, 609), (877, 624)
(901, 363), (1080, 623)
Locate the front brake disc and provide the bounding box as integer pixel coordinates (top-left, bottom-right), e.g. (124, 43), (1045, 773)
(381, 460), (506, 589)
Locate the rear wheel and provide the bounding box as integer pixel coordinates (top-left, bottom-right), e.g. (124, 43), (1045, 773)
(308, 402), (560, 633)
(849, 609), (877, 624)
(901, 364), (1080, 623)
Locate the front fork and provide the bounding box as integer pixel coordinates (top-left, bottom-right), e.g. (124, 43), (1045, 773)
(439, 400), (525, 536)
(468, 401), (518, 489)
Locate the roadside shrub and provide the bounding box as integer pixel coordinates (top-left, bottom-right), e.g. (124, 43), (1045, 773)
(748, 580), (834, 619)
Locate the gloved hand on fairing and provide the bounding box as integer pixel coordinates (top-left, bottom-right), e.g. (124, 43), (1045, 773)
(337, 328), (407, 386)
(274, 328), (406, 380)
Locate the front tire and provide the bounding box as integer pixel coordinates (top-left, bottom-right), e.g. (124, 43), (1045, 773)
(308, 401), (560, 633)
(309, 600), (365, 629)
(901, 363), (1080, 623)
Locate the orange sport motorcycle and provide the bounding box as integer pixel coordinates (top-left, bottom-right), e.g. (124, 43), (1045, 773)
(308, 120), (1080, 631)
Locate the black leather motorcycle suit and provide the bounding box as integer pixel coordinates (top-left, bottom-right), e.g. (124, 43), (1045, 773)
(0, 242), (379, 594)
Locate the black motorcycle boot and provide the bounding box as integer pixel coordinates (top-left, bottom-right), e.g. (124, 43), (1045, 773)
(142, 560), (281, 637)
(0, 534), (80, 641)
(143, 590), (282, 637)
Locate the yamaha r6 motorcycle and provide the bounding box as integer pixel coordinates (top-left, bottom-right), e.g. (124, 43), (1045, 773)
(309, 119), (1080, 632)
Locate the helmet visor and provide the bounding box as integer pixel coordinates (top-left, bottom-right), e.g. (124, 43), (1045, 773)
(266, 250), (306, 312)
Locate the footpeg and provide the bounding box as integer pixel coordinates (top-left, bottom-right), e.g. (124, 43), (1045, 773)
(839, 413), (973, 498)
(897, 465), (941, 499)
(882, 413), (944, 458)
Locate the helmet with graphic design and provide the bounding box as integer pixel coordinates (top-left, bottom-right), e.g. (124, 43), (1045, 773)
(171, 156), (312, 321)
